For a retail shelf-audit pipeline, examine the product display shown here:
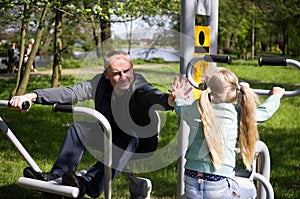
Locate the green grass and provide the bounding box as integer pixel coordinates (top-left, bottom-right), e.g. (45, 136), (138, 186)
(0, 60), (299, 198)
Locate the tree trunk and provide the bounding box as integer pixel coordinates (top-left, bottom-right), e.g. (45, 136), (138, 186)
(10, 3), (29, 97)
(13, 3), (48, 96)
(251, 0), (255, 60)
(230, 2), (248, 51)
(40, 13), (56, 59)
(100, 19), (111, 43)
(100, 2), (112, 55)
(282, 30), (288, 56)
(125, 16), (133, 55)
(51, 9), (63, 88)
(99, 18), (112, 54)
(90, 16), (101, 57)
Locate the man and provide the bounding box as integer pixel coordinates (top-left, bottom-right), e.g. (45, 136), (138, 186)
(7, 42), (19, 73)
(10, 50), (174, 198)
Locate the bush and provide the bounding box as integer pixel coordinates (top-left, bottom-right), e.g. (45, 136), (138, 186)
(132, 58), (167, 65)
(62, 59), (82, 69)
(0, 42), (10, 57)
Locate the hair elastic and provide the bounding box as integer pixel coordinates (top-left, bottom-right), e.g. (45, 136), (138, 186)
(239, 82), (250, 89)
(206, 87), (211, 93)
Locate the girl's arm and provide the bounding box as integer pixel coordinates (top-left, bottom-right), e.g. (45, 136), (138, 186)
(256, 87), (285, 123)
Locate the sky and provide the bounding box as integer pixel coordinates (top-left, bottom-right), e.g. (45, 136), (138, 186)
(111, 15), (173, 40)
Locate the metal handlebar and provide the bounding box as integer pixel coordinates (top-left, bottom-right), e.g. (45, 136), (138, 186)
(53, 104), (112, 199)
(186, 55), (300, 97)
(0, 100), (30, 110)
(186, 55), (232, 89)
(254, 57), (300, 97)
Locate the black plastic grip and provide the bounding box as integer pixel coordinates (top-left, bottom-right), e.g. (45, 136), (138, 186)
(21, 101), (30, 110)
(53, 103), (73, 113)
(204, 54), (232, 65)
(258, 57), (287, 66)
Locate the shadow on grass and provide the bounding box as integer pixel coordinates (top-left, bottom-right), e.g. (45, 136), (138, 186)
(0, 107), (72, 162)
(0, 184), (42, 199)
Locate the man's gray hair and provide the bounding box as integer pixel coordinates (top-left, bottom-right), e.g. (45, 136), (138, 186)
(104, 50), (132, 69)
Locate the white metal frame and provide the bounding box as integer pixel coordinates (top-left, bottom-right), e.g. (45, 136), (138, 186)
(0, 103), (112, 199)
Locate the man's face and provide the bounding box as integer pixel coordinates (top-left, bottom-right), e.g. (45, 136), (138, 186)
(104, 55), (134, 94)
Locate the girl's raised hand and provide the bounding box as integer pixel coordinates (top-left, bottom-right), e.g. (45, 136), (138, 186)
(171, 74), (193, 99)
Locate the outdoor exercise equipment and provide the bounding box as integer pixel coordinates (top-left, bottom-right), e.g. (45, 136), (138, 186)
(186, 54), (232, 89)
(0, 101), (154, 199)
(0, 102), (98, 198)
(179, 1), (299, 198)
(179, 0), (219, 197)
(52, 104), (152, 199)
(184, 54), (300, 199)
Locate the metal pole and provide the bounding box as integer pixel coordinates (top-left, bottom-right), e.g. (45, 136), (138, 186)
(18, 177), (80, 198)
(179, 0), (196, 198)
(207, 0), (219, 55)
(0, 117), (42, 173)
(255, 141), (271, 199)
(72, 107), (112, 199)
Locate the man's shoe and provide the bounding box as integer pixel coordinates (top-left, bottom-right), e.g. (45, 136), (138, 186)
(62, 171), (86, 198)
(23, 167), (60, 181)
(23, 167), (62, 199)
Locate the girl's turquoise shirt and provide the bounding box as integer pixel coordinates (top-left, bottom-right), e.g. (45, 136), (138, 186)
(174, 95), (280, 178)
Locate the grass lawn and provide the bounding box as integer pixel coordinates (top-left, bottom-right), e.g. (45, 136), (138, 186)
(0, 59), (299, 198)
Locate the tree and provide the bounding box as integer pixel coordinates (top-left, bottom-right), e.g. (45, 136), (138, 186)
(9, 1), (49, 96)
(51, 4), (63, 87)
(12, 2), (30, 97)
(258, 0), (300, 56)
(219, 0), (252, 55)
(79, 0), (180, 57)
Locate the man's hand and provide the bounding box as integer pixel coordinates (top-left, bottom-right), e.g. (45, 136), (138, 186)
(9, 93), (37, 112)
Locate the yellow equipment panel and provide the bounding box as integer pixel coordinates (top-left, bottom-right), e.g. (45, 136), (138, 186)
(194, 25), (210, 99)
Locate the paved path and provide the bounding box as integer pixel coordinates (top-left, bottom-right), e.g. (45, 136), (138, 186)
(0, 63), (174, 80)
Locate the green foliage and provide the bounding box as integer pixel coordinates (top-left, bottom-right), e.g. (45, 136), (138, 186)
(132, 58), (167, 65)
(0, 42), (10, 57)
(1, 0), (300, 63)
(62, 59), (83, 69)
(219, 0), (300, 57)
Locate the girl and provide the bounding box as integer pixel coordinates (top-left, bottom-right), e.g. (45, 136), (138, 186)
(171, 67), (284, 199)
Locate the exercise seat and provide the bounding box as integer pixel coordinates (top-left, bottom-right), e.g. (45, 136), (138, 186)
(234, 140), (274, 199)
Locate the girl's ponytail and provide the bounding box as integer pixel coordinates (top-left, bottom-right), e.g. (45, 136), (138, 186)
(199, 89), (223, 169)
(238, 86), (259, 170)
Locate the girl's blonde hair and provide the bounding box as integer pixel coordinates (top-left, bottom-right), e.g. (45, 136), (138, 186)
(199, 67), (259, 170)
